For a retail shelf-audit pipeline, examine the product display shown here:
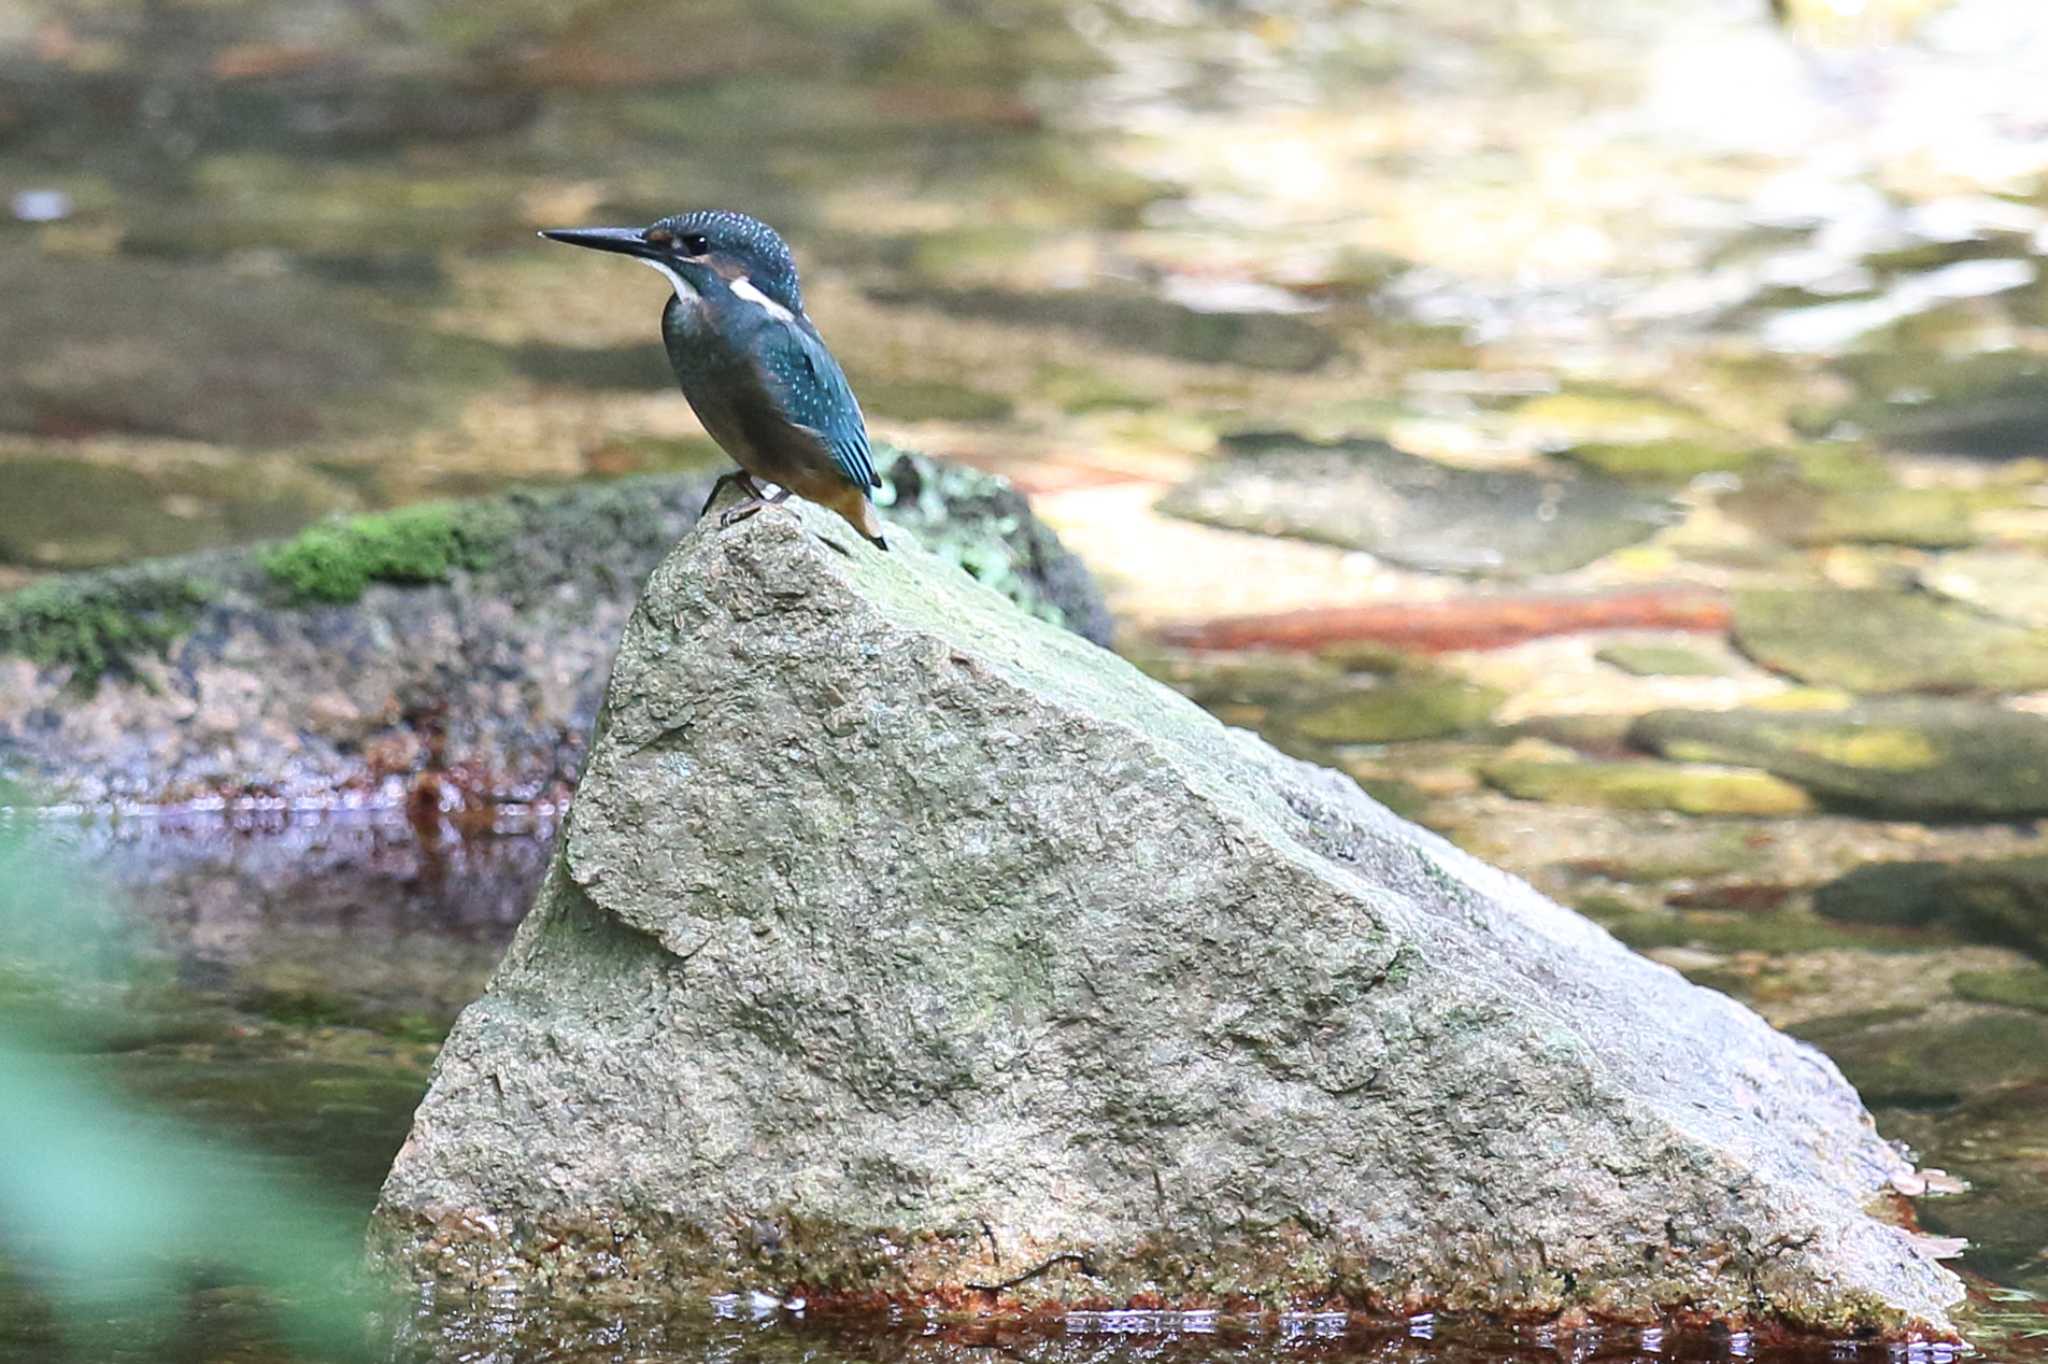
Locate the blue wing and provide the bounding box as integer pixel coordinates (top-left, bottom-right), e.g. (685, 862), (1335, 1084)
(750, 315), (877, 492)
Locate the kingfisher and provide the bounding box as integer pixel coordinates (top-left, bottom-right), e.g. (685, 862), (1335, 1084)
(541, 210), (886, 548)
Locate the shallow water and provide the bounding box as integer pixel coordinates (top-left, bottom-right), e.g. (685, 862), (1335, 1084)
(5, 0), (2048, 1359)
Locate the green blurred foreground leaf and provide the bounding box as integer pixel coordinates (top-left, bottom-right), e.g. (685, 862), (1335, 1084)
(0, 801), (377, 1362)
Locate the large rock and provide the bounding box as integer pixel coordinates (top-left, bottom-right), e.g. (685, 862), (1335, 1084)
(370, 497), (1960, 1334)
(0, 451), (1108, 807)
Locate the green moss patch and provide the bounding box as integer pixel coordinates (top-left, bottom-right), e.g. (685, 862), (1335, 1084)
(261, 502), (515, 603)
(0, 573), (212, 688)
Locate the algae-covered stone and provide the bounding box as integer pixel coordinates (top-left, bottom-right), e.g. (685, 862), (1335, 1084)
(1816, 858), (2048, 962)
(1816, 1010), (2048, 1110)
(1159, 433), (1674, 576)
(1278, 674), (1503, 743)
(1480, 756), (1813, 817)
(370, 496), (1960, 1334)
(0, 451), (1106, 805)
(1630, 700), (2048, 818)
(1733, 589), (2048, 693)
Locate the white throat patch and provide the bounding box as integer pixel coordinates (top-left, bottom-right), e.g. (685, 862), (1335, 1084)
(639, 257), (699, 301)
(730, 275), (797, 324)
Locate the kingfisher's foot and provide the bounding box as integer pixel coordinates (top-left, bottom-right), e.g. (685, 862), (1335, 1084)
(718, 496), (780, 529)
(699, 470), (772, 519)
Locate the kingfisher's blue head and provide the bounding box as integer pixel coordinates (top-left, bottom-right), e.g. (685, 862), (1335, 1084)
(540, 209), (805, 318)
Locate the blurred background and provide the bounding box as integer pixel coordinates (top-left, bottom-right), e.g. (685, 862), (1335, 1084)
(4, 0), (2048, 1359)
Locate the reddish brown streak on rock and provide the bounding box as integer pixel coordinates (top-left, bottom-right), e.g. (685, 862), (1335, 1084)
(1156, 589), (1732, 654)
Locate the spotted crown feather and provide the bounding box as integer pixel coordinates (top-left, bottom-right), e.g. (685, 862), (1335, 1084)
(653, 209), (804, 316)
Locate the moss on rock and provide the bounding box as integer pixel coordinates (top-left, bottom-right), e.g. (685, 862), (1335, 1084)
(0, 572), (212, 688)
(260, 502), (516, 603)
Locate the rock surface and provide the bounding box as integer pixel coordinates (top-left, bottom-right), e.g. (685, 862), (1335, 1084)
(371, 496), (1960, 1333)
(1630, 700), (2048, 818)
(1158, 433), (1675, 577)
(0, 452), (1108, 807)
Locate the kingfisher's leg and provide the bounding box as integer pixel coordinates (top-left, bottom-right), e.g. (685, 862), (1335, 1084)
(716, 476), (799, 529)
(698, 470), (773, 518)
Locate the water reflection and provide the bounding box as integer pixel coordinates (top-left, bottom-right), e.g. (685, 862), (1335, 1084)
(381, 1305), (1971, 1364)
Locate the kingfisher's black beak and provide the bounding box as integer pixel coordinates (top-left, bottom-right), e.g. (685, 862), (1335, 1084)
(539, 227), (657, 259)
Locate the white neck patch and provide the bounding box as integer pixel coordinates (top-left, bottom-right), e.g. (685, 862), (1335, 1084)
(639, 257), (699, 301)
(730, 275), (797, 324)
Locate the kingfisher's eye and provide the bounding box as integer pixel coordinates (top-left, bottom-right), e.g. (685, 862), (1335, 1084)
(681, 233), (710, 256)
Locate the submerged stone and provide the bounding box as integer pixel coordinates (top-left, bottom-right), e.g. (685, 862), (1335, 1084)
(1815, 858), (2048, 962)
(1631, 700), (2048, 818)
(1733, 589), (2048, 694)
(0, 451), (1107, 806)
(371, 498), (1960, 1334)
(1817, 1010), (2048, 1111)
(1158, 433), (1674, 576)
